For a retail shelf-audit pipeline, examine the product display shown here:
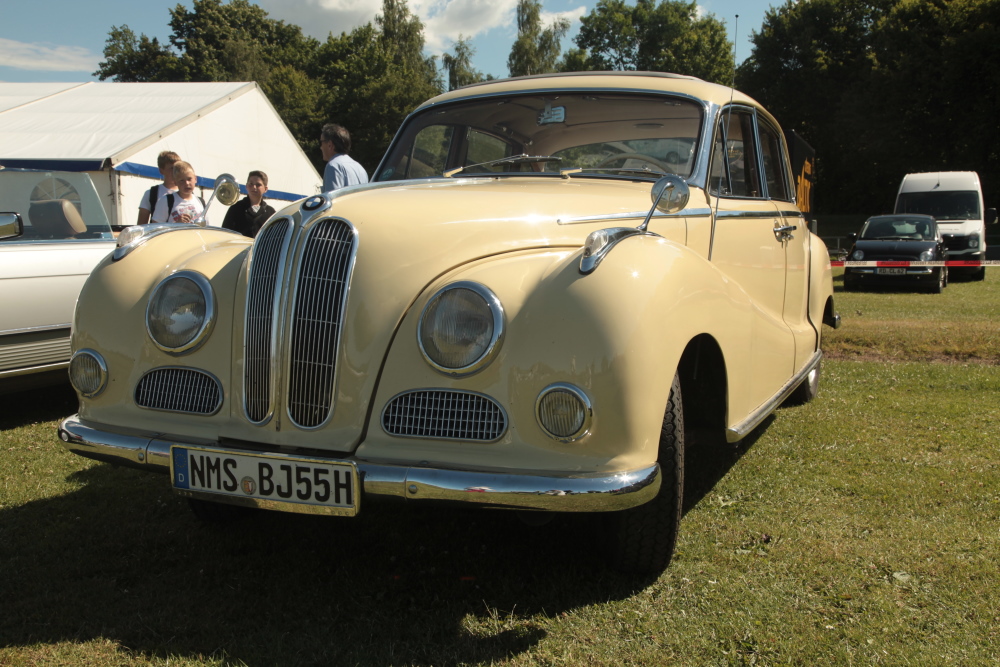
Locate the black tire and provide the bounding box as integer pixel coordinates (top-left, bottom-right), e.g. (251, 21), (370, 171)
(784, 361), (820, 406)
(187, 497), (255, 524)
(607, 374), (685, 575)
(973, 266), (986, 281)
(929, 267), (945, 294)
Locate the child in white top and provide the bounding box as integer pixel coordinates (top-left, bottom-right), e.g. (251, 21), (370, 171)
(151, 161), (206, 224)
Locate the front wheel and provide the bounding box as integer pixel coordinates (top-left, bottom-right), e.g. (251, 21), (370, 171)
(607, 374), (685, 575)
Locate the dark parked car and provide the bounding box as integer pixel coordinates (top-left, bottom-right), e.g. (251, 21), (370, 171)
(843, 214), (948, 293)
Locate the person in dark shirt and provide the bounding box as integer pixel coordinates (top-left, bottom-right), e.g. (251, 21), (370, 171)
(222, 170), (277, 237)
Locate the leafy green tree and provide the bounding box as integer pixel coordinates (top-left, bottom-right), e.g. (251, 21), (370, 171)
(507, 0), (571, 76)
(94, 26), (184, 82)
(737, 0), (999, 214)
(442, 36), (485, 90)
(570, 0), (733, 83)
(313, 0), (443, 173)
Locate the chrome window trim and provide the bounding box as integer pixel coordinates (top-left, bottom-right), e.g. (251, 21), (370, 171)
(133, 366), (224, 416)
(535, 382), (594, 443)
(145, 270), (216, 355)
(68, 349), (107, 398)
(558, 207), (713, 225)
(417, 281), (505, 377)
(380, 388), (509, 442)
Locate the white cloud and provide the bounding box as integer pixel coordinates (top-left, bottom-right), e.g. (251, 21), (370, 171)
(255, 0), (585, 54)
(0, 38), (99, 73)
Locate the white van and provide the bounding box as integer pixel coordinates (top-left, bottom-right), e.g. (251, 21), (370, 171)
(894, 171), (997, 280)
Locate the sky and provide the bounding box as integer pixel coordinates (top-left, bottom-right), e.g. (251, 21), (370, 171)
(0, 0), (778, 84)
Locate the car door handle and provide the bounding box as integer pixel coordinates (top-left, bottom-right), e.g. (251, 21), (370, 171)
(773, 223), (797, 241)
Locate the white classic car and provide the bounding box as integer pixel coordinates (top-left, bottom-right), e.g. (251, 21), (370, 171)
(57, 72), (840, 574)
(0, 169), (116, 393)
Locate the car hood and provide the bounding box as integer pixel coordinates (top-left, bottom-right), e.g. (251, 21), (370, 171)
(853, 239), (937, 258)
(235, 176), (667, 451)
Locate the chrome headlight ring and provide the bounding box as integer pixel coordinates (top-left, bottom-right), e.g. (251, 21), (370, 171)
(418, 281), (505, 377)
(145, 270), (216, 354)
(69, 349), (108, 398)
(536, 383), (594, 443)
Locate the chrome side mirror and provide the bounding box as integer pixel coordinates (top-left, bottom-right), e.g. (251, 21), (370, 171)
(0, 212), (24, 241)
(650, 174), (689, 215)
(194, 173), (240, 225)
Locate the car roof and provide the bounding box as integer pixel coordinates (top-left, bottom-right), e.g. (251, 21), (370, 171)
(416, 71), (761, 112)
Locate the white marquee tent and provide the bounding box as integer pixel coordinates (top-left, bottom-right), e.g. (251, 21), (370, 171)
(0, 81), (321, 227)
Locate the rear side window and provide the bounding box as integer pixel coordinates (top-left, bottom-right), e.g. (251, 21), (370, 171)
(758, 121), (791, 201)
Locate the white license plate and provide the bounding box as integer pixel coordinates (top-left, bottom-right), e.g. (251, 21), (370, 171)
(170, 446), (358, 516)
(877, 267), (907, 275)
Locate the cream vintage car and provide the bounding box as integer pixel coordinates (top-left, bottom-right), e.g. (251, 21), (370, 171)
(1, 169), (116, 394)
(58, 72), (840, 574)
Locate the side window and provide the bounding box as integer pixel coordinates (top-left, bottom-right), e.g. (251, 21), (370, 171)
(466, 129), (512, 166)
(710, 109), (761, 198)
(382, 125), (455, 180)
(758, 121), (791, 201)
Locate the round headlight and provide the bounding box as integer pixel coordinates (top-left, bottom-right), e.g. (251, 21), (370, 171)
(536, 383), (593, 442)
(851, 249), (864, 261)
(69, 350), (108, 397)
(146, 271), (214, 353)
(969, 235), (980, 249)
(919, 249), (934, 262)
(418, 281), (504, 376)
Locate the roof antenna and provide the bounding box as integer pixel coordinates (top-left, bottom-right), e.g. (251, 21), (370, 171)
(710, 14), (738, 261)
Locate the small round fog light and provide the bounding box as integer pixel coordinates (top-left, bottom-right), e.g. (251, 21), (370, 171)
(69, 350), (108, 397)
(536, 383), (593, 442)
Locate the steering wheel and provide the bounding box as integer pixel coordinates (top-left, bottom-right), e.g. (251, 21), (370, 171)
(596, 152), (673, 173)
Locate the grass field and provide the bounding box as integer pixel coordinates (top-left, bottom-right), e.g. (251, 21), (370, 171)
(1, 272), (998, 666)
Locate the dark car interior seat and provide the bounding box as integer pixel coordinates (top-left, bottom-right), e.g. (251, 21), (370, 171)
(28, 199), (88, 239)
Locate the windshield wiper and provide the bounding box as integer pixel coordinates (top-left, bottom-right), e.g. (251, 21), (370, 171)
(443, 154), (562, 177)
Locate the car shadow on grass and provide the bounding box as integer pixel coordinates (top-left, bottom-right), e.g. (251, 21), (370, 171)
(1, 386), (766, 665)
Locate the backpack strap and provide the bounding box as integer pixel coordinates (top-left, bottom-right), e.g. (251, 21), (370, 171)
(150, 184), (160, 205)
(165, 193), (175, 217)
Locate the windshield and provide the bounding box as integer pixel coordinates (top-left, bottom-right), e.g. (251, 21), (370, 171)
(375, 92), (703, 181)
(860, 216), (936, 240)
(0, 169), (114, 243)
(896, 190), (980, 221)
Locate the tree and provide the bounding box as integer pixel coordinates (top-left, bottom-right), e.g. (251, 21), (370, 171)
(507, 0), (570, 77)
(736, 0), (1000, 214)
(313, 0), (443, 172)
(570, 0), (733, 83)
(94, 26), (184, 82)
(442, 36), (485, 90)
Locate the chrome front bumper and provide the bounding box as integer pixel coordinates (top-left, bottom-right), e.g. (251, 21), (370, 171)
(57, 415), (660, 513)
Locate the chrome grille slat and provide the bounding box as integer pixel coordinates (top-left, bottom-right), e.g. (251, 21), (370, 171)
(135, 368), (222, 415)
(287, 219), (356, 428)
(382, 390), (507, 441)
(243, 219), (291, 423)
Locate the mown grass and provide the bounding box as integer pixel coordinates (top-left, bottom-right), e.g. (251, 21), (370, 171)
(1, 275), (998, 666)
(825, 270), (1000, 363)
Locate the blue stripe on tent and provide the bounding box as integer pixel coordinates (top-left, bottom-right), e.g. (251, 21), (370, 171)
(115, 161), (307, 202)
(0, 158), (105, 171)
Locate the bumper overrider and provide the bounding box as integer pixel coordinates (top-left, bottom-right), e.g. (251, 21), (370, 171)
(57, 415), (661, 514)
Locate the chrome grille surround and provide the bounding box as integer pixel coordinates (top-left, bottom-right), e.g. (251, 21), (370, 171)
(382, 390), (508, 442)
(134, 367), (223, 415)
(286, 218), (357, 429)
(243, 218), (293, 424)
